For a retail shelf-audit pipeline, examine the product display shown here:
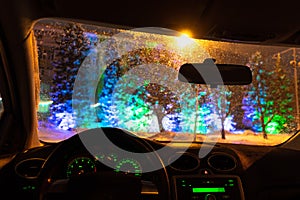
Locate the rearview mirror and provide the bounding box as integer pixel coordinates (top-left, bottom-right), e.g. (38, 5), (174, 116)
(178, 61), (252, 85)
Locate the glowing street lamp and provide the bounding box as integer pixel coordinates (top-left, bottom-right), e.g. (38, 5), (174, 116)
(176, 32), (194, 48)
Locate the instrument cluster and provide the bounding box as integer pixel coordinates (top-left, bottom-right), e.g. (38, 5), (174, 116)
(65, 153), (143, 178)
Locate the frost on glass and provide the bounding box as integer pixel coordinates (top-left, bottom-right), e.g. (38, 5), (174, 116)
(34, 19), (298, 145)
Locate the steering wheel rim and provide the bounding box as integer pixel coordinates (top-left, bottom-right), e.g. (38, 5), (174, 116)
(39, 127), (171, 200)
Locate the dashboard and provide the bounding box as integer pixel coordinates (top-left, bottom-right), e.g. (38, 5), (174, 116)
(0, 127), (296, 200)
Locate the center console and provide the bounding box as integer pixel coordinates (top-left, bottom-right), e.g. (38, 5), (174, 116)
(173, 175), (244, 200)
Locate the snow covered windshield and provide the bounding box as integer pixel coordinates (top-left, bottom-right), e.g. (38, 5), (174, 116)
(34, 19), (299, 145)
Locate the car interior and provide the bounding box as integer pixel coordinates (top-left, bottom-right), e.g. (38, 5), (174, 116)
(1, 0), (300, 200)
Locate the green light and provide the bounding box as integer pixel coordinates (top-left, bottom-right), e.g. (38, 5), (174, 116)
(38, 101), (52, 113)
(228, 179), (234, 183)
(192, 188), (225, 193)
(22, 185), (36, 190)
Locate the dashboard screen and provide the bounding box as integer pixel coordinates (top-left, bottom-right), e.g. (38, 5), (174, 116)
(174, 175), (244, 200)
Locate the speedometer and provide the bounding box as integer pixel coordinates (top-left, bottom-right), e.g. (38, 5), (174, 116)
(115, 158), (142, 176)
(66, 157), (97, 178)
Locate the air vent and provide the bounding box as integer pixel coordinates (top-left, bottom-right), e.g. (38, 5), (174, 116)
(207, 153), (236, 171)
(15, 158), (45, 178)
(168, 152), (200, 172)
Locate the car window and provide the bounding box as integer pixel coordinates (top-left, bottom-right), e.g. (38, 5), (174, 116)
(34, 18), (298, 145)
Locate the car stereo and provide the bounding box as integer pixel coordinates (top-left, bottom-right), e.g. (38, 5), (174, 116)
(173, 175), (244, 200)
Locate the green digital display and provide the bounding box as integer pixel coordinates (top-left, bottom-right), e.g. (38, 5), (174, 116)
(192, 187), (225, 193)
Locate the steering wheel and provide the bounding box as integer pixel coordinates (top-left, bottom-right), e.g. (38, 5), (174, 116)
(39, 127), (171, 200)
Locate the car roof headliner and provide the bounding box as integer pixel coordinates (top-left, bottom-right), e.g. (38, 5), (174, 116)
(1, 0), (300, 46)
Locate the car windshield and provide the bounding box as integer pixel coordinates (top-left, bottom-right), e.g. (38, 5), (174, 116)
(34, 18), (299, 145)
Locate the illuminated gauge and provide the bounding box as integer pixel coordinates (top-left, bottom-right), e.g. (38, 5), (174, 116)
(96, 153), (118, 163)
(115, 158), (142, 176)
(66, 157), (97, 178)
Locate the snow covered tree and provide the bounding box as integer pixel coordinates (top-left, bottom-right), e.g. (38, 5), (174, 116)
(193, 87), (212, 134)
(243, 51), (293, 139)
(96, 47), (185, 131)
(129, 83), (181, 132)
(49, 23), (91, 129)
(207, 85), (246, 139)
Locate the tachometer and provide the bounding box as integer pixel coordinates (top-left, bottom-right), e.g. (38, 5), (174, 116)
(66, 157), (97, 178)
(96, 153), (118, 164)
(115, 158), (142, 176)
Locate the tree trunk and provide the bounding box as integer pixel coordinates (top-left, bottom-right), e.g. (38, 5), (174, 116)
(262, 124), (268, 139)
(260, 115), (268, 139)
(154, 109), (165, 132)
(221, 122), (226, 139)
(221, 117), (226, 140)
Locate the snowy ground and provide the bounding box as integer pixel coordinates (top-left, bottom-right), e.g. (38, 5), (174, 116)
(198, 133), (292, 145)
(139, 131), (292, 146)
(38, 127), (77, 143)
(38, 127), (293, 146)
